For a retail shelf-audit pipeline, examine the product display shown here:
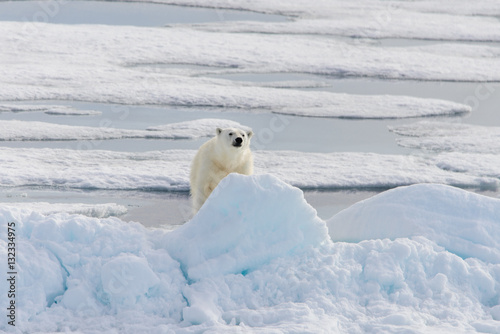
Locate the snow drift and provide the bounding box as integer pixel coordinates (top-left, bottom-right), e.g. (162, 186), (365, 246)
(328, 183), (500, 264)
(1, 174), (500, 333)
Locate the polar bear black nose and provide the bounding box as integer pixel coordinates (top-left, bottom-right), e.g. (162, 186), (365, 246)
(235, 137), (243, 144)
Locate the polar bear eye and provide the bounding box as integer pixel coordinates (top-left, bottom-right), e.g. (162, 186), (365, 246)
(229, 132), (233, 136)
(242, 134), (245, 137)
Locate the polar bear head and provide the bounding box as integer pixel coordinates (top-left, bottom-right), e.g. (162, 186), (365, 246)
(216, 127), (253, 149)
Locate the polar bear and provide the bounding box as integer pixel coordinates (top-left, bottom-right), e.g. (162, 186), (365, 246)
(190, 127), (254, 214)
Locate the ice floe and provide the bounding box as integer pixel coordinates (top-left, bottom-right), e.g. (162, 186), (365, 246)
(0, 148), (192, 191)
(44, 109), (102, 116)
(390, 121), (500, 153)
(0, 120), (156, 141)
(0, 147), (496, 191)
(138, 0), (500, 17)
(274, 95), (470, 119)
(0, 202), (127, 218)
(0, 104), (101, 116)
(0, 119), (249, 141)
(1, 174), (500, 332)
(146, 118), (250, 137)
(255, 150), (495, 190)
(435, 153), (500, 180)
(182, 12), (500, 42)
(0, 21), (498, 117)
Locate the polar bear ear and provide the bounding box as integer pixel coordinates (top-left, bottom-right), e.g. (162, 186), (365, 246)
(216, 128), (223, 136)
(246, 130), (253, 138)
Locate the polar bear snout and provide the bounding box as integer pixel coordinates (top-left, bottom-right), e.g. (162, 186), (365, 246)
(233, 137), (243, 147)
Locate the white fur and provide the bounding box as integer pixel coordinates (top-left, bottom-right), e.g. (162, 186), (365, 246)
(190, 127), (254, 214)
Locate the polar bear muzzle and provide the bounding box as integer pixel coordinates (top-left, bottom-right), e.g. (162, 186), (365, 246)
(232, 137), (243, 147)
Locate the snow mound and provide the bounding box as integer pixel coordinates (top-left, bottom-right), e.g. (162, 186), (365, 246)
(327, 183), (500, 263)
(164, 174), (328, 281)
(1, 176), (500, 332)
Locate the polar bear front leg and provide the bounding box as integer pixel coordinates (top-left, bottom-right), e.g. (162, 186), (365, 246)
(203, 169), (228, 202)
(192, 187), (205, 214)
(203, 177), (220, 201)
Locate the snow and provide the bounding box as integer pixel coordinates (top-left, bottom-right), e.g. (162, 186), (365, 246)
(0, 147), (192, 191)
(388, 122), (500, 182)
(0, 147), (496, 191)
(274, 95), (470, 119)
(135, 0), (500, 17)
(255, 150), (497, 190)
(2, 0), (500, 332)
(0, 104), (101, 116)
(435, 153), (500, 180)
(0, 202), (127, 218)
(44, 109), (101, 116)
(139, 0), (500, 42)
(390, 121), (500, 153)
(1, 174), (500, 332)
(0, 21), (497, 117)
(327, 183), (500, 263)
(1, 5), (493, 120)
(146, 118), (251, 137)
(181, 12), (500, 42)
(0, 119), (248, 141)
(0, 120), (161, 141)
(165, 174), (328, 281)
